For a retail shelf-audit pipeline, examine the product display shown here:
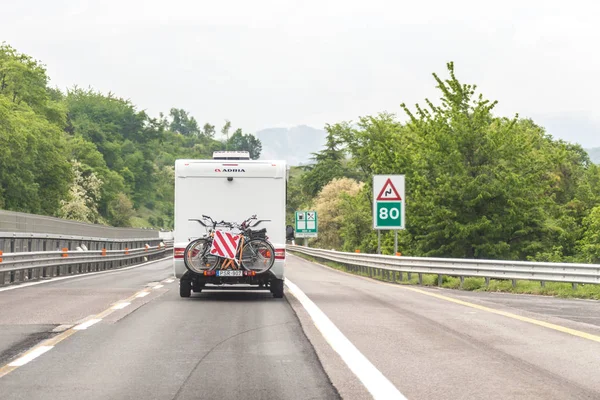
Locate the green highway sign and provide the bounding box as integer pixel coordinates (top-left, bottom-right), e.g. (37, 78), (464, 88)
(373, 175), (405, 230)
(295, 210), (318, 238)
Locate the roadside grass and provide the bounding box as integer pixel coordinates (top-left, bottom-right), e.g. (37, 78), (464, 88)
(290, 251), (600, 300)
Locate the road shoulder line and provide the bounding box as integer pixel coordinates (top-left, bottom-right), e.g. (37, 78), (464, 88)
(285, 278), (407, 400)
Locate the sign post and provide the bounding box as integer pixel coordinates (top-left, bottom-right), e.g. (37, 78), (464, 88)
(295, 211), (318, 245)
(373, 176), (405, 251)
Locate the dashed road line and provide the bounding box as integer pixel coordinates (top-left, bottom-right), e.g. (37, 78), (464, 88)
(0, 280), (173, 379)
(8, 346), (53, 367)
(73, 318), (102, 330)
(111, 302), (131, 310)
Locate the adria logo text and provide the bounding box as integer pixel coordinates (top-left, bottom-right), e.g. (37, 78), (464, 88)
(214, 168), (245, 173)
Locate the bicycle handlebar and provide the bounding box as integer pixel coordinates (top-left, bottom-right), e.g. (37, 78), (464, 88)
(191, 215), (270, 231)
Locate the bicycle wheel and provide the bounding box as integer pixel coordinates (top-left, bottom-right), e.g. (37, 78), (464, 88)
(241, 239), (275, 274)
(184, 238), (220, 274)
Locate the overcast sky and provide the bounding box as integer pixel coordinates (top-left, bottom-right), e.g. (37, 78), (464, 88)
(2, 0), (599, 146)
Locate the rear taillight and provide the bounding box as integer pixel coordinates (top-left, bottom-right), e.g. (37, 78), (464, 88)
(274, 249), (286, 260)
(174, 248), (185, 259)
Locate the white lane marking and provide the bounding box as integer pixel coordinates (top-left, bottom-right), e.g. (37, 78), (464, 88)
(52, 325), (73, 333)
(73, 318), (102, 330)
(8, 346), (54, 367)
(153, 284), (164, 289)
(163, 278), (175, 283)
(285, 279), (407, 400)
(136, 291), (150, 298)
(0, 258), (169, 293)
(111, 302), (131, 310)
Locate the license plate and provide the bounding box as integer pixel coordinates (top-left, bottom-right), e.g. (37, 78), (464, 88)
(216, 270), (243, 277)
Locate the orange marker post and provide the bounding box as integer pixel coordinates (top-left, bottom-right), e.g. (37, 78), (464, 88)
(62, 248), (68, 258)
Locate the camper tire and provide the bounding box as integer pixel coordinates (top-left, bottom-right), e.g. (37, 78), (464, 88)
(271, 279), (284, 298)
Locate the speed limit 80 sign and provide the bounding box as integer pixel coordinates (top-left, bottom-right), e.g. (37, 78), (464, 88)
(373, 175), (405, 230)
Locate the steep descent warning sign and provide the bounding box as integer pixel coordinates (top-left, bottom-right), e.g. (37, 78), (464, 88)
(376, 178), (402, 201)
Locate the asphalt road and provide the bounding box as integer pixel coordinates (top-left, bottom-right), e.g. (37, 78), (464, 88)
(285, 254), (600, 400)
(1, 254), (600, 400)
(0, 258), (338, 400)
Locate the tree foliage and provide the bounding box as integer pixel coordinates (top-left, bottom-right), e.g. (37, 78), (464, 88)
(293, 62), (600, 263)
(311, 178), (363, 250)
(0, 43), (262, 229)
(226, 128), (262, 159)
(301, 126), (355, 197)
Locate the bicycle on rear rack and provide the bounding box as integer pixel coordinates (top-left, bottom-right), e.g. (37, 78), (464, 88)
(183, 215), (275, 276)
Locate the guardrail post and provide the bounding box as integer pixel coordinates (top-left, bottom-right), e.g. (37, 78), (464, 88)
(392, 271), (396, 283)
(460, 276), (464, 289)
(418, 273), (423, 285)
(485, 277), (490, 287)
(512, 279), (517, 288)
(407, 272), (412, 281)
(369, 267), (373, 278)
(540, 281), (545, 288)
(437, 274), (442, 286)
(399, 271), (403, 281)
(572, 283), (578, 290)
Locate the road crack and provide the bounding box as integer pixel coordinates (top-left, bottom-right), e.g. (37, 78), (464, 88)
(171, 320), (293, 400)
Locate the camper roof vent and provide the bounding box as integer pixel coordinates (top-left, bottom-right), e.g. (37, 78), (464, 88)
(212, 151), (251, 160)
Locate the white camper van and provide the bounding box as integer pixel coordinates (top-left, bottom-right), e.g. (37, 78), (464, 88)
(173, 152), (287, 298)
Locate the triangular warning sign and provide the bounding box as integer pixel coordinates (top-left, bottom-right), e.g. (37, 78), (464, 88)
(376, 178), (402, 201)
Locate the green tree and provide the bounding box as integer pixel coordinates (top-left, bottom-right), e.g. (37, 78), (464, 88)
(108, 193), (135, 227)
(301, 125), (355, 197)
(58, 160), (103, 223)
(169, 108), (200, 136)
(202, 123), (216, 138)
(312, 178), (363, 250)
(226, 129), (262, 159)
(221, 120), (232, 145)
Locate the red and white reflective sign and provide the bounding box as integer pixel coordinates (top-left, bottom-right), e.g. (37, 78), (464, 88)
(210, 230), (241, 259)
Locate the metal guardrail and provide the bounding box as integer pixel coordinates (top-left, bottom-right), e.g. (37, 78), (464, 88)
(0, 209), (160, 238)
(289, 246), (600, 289)
(0, 233), (164, 254)
(0, 239), (174, 287)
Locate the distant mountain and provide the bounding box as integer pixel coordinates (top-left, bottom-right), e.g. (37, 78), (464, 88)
(587, 148), (600, 164)
(255, 125), (326, 166)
